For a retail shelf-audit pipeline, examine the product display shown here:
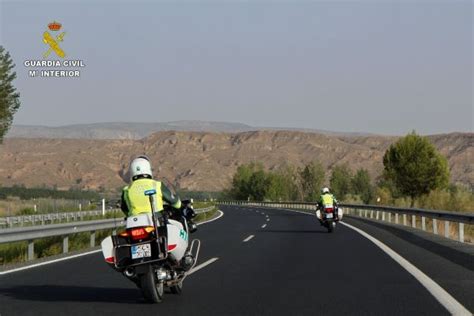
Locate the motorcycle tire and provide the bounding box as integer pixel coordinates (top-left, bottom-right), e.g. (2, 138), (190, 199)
(140, 266), (164, 303)
(170, 281), (183, 294)
(327, 221), (334, 233)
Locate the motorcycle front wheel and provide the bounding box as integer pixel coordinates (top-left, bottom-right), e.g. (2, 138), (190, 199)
(170, 281), (183, 294)
(140, 266), (164, 303)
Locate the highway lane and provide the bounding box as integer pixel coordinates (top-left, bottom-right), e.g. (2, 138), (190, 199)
(0, 205), (456, 315)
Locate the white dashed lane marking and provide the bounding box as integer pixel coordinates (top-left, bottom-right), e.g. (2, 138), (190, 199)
(243, 235), (255, 242)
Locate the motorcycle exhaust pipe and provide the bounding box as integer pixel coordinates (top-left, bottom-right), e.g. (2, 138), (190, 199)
(124, 267), (136, 278)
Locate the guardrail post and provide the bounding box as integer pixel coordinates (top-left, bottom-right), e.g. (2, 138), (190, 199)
(63, 236), (69, 254)
(90, 231), (96, 247)
(444, 221), (449, 238)
(403, 214), (407, 226)
(364, 209), (368, 218)
(382, 212), (385, 221)
(433, 219), (438, 235)
(459, 223), (464, 243)
(28, 240), (34, 261)
(421, 217), (426, 231)
(412, 215), (416, 228)
(388, 213), (392, 223)
(376, 211), (379, 220)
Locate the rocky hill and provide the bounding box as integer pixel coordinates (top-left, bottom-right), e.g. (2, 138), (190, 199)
(6, 121), (370, 140)
(0, 131), (471, 192)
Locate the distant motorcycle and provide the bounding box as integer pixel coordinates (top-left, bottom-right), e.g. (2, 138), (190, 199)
(316, 204), (343, 233)
(101, 190), (200, 303)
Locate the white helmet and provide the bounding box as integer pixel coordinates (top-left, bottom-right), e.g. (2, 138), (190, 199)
(130, 155), (153, 180)
(322, 187), (330, 194)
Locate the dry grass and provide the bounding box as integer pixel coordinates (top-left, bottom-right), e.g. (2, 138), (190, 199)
(0, 229), (115, 266)
(0, 197), (98, 217)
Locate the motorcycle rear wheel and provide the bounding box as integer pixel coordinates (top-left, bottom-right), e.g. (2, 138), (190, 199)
(327, 221), (334, 233)
(140, 266), (164, 303)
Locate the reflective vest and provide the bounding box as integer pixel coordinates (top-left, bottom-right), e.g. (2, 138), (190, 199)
(320, 194), (335, 208)
(123, 178), (164, 216)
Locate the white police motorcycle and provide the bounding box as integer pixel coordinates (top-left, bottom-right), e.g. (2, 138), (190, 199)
(101, 189), (200, 303)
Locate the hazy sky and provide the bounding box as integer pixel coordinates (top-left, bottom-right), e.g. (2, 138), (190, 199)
(0, 0), (472, 135)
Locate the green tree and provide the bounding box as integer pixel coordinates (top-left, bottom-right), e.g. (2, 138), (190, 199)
(230, 163), (263, 200)
(383, 131), (449, 205)
(264, 172), (286, 201)
(276, 166), (300, 201)
(330, 164), (352, 200)
(0, 46), (20, 142)
(299, 161), (325, 202)
(247, 169), (269, 201)
(351, 168), (373, 204)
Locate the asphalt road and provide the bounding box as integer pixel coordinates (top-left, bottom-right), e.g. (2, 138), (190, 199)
(0, 205), (471, 315)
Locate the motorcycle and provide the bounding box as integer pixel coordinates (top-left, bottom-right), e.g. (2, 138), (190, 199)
(101, 188), (200, 303)
(316, 204), (343, 233)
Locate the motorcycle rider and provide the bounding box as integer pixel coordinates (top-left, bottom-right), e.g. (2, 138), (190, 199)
(120, 155), (182, 218)
(316, 187), (338, 223)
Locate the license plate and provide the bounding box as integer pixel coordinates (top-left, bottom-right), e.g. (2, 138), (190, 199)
(131, 243), (151, 259)
(326, 213), (334, 219)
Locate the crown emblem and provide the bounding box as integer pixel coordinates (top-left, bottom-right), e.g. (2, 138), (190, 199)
(48, 21), (62, 31)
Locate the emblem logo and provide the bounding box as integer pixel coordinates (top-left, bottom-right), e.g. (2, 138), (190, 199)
(43, 21), (66, 59)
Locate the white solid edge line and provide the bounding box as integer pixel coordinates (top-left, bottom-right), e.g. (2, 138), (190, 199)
(0, 249), (102, 276)
(187, 257), (219, 275)
(243, 235), (255, 242)
(261, 224), (267, 228)
(255, 206), (471, 315)
(0, 210), (225, 276)
(197, 209), (224, 226)
(340, 222), (471, 316)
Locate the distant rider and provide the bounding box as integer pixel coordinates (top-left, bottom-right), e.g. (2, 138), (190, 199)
(317, 187), (338, 223)
(120, 155), (182, 218)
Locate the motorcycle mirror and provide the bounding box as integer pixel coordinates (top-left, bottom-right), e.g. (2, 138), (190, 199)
(161, 178), (178, 196)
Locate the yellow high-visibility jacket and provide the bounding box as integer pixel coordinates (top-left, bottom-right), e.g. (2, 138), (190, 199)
(318, 193), (338, 208)
(121, 178), (181, 217)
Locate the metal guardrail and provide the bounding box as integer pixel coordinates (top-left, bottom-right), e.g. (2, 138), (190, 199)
(195, 206), (214, 214)
(0, 209), (117, 228)
(219, 201), (474, 243)
(0, 206), (216, 229)
(0, 206), (216, 262)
